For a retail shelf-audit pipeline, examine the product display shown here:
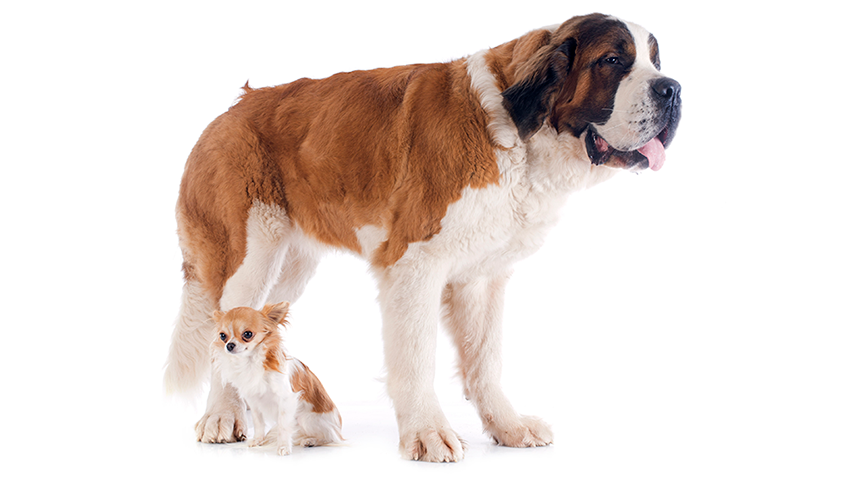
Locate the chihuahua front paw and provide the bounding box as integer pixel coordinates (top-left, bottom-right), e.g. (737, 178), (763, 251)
(277, 444), (292, 456)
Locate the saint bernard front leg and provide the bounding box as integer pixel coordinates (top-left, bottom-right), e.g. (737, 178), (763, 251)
(442, 275), (553, 448)
(376, 254), (465, 462)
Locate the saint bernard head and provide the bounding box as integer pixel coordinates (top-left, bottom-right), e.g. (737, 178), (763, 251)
(502, 13), (681, 171)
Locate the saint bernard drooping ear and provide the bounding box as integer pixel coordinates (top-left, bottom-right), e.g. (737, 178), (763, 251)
(502, 14), (681, 171)
(165, 12), (682, 463)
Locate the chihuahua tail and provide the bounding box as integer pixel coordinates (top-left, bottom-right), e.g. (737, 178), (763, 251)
(164, 277), (216, 397)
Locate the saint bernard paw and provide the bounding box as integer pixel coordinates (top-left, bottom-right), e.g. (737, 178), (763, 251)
(195, 407), (247, 444)
(486, 415), (553, 448)
(400, 426), (466, 463)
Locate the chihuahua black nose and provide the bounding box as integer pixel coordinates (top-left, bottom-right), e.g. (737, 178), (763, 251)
(226, 342), (236, 352)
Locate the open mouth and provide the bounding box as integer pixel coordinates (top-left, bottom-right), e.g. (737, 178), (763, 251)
(585, 126), (669, 171)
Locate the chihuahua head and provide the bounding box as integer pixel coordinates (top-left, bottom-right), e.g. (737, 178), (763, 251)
(212, 302), (290, 358)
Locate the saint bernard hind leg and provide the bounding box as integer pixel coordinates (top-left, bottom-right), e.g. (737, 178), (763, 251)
(265, 240), (323, 306)
(196, 202), (332, 444)
(441, 274), (553, 447)
(193, 201), (308, 444)
(219, 201), (294, 312)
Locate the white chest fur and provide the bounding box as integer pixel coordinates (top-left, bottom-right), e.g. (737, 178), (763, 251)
(217, 349), (293, 416)
(429, 126), (616, 280)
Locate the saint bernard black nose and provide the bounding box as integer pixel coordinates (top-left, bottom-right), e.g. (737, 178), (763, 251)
(651, 77), (681, 104)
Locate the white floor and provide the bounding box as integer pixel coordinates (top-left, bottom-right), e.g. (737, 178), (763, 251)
(57, 381), (853, 480)
(156, 399), (567, 478)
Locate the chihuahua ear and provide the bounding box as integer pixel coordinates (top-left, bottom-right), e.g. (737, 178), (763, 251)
(211, 310), (225, 322)
(260, 302), (290, 326)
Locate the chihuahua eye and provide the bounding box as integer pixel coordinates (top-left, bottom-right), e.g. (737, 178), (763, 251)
(219, 333), (227, 342)
(242, 331), (253, 341)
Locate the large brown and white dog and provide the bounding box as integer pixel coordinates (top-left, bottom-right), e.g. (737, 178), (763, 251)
(164, 13), (681, 462)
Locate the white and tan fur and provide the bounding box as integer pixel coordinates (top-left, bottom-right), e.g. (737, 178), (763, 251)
(211, 302), (343, 456)
(164, 13), (680, 462)
(596, 21), (669, 151)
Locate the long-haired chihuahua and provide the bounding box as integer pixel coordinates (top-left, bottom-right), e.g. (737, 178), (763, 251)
(212, 302), (343, 455)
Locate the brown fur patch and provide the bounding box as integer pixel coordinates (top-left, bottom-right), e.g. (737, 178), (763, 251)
(177, 59), (501, 295)
(291, 361), (337, 413)
(483, 28), (554, 92)
(261, 303), (289, 373)
(262, 341), (287, 373)
(549, 16), (637, 136)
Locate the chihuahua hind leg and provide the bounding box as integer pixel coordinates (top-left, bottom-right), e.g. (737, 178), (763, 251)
(294, 401), (345, 447)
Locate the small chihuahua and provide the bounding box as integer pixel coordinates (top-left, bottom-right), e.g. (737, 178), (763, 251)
(212, 302), (343, 455)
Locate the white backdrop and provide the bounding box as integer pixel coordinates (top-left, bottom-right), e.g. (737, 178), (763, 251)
(2, 1), (857, 478)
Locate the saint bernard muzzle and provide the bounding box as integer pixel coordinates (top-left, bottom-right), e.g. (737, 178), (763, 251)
(585, 75), (681, 172)
(504, 16), (682, 172)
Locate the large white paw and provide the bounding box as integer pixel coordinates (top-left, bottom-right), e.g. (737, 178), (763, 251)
(195, 404), (247, 443)
(277, 444), (292, 456)
(485, 415), (553, 448)
(400, 426), (465, 463)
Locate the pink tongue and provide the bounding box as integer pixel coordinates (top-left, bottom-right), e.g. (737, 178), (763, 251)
(638, 138), (666, 171)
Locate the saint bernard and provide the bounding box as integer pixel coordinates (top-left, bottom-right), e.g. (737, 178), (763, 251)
(164, 13), (681, 462)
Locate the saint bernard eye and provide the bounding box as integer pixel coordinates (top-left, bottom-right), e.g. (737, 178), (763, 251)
(219, 333), (227, 342)
(602, 56), (622, 66)
(242, 331), (253, 341)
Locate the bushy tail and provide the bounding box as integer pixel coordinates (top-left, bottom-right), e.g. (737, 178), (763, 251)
(164, 278), (216, 397)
